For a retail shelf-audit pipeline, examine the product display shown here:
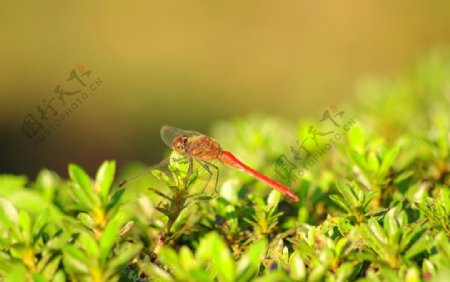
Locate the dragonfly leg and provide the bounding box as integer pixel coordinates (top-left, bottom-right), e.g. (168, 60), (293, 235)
(210, 163), (220, 194)
(188, 158), (193, 175)
(197, 160), (219, 194)
(196, 161), (211, 193)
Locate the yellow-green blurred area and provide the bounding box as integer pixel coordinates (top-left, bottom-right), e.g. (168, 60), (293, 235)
(1, 1), (450, 176)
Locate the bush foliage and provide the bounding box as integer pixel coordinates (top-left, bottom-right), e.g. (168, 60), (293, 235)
(1, 53), (449, 281)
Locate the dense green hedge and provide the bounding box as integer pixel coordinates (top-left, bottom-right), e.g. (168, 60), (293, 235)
(1, 52), (449, 281)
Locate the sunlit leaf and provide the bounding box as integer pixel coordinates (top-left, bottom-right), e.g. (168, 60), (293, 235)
(95, 160), (116, 204)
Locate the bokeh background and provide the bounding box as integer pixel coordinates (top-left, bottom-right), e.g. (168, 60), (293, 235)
(1, 1), (450, 177)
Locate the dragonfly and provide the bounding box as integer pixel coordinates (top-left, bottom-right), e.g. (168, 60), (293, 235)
(119, 125), (299, 202)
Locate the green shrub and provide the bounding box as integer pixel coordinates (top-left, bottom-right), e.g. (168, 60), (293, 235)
(1, 52), (449, 281)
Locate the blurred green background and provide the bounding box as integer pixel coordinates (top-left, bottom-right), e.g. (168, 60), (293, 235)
(1, 1), (450, 177)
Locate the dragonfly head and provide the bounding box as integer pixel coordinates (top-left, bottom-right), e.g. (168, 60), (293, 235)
(172, 135), (189, 154)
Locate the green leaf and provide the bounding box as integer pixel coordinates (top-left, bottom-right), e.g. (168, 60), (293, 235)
(3, 264), (27, 282)
(349, 150), (368, 171)
(309, 263), (327, 282)
(18, 210), (31, 245)
(362, 191), (377, 210)
(35, 169), (59, 201)
(179, 246), (197, 271)
(335, 181), (358, 210)
(335, 237), (349, 258)
(32, 212), (48, 242)
(47, 230), (72, 250)
(68, 163), (96, 209)
(379, 266), (401, 282)
(78, 232), (99, 258)
(0, 197), (20, 237)
(169, 151), (190, 180)
(367, 218), (388, 245)
(106, 188), (125, 214)
(329, 194), (352, 213)
(367, 151), (380, 172)
(439, 186), (450, 216)
(99, 216), (122, 266)
(77, 212), (95, 230)
(335, 262), (354, 282)
(186, 269), (215, 282)
(384, 209), (400, 245)
(151, 169), (173, 187)
(196, 232), (235, 282)
(0, 174), (27, 196)
(32, 273), (47, 282)
(267, 190), (281, 208)
(170, 207), (190, 236)
(404, 233), (431, 260)
(41, 255), (62, 281)
(7, 190), (57, 216)
(95, 160), (116, 204)
(379, 145), (400, 177)
(107, 242), (142, 271)
(236, 239), (267, 282)
(51, 270), (66, 282)
(62, 245), (90, 274)
(141, 262), (174, 282)
(159, 247), (185, 280)
(212, 234), (235, 282)
(360, 222), (389, 260)
(400, 228), (423, 254)
(347, 126), (365, 153)
(404, 266), (420, 282)
(289, 251), (306, 280)
(225, 204), (238, 233)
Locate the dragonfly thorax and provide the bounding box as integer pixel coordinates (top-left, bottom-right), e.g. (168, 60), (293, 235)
(172, 134), (222, 161)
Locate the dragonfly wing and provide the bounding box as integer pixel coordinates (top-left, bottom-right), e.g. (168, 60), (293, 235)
(160, 125), (205, 148)
(118, 153), (220, 194)
(118, 158), (171, 188)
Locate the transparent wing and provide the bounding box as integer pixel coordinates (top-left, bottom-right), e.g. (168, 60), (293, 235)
(117, 151), (220, 196)
(160, 125), (205, 148)
(117, 158), (171, 189)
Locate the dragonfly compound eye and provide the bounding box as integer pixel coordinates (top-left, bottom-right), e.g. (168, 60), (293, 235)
(172, 135), (189, 153)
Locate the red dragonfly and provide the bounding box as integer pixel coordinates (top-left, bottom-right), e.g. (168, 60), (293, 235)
(120, 125), (299, 201)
